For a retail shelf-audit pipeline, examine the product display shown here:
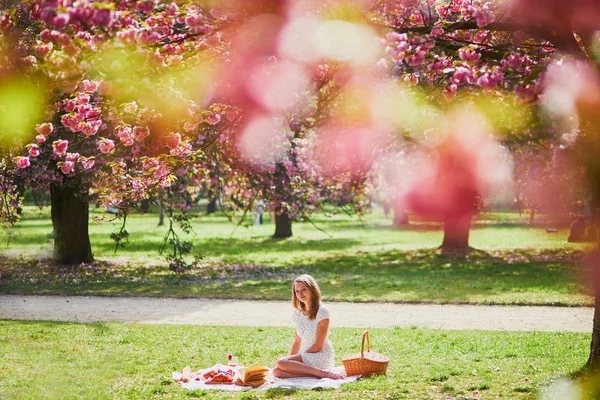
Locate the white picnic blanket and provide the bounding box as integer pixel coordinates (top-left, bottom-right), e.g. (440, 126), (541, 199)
(175, 365), (359, 391)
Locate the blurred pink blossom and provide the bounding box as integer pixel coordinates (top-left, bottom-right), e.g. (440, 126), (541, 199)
(206, 113), (221, 125)
(132, 126), (150, 142)
(16, 156), (30, 169)
(166, 132), (181, 150)
(36, 122), (53, 136)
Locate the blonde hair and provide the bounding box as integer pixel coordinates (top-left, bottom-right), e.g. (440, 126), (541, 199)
(292, 274), (321, 320)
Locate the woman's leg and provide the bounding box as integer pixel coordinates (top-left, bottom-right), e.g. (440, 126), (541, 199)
(272, 367), (307, 379)
(275, 354), (337, 379)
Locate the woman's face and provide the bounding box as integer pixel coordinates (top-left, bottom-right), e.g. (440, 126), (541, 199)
(294, 281), (312, 305)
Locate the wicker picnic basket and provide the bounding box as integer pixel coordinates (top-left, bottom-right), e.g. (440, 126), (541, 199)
(342, 330), (389, 376)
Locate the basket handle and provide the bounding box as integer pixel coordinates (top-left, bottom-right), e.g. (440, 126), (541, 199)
(360, 330), (371, 358)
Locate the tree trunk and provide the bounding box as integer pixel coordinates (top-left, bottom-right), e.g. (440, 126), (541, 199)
(140, 198), (150, 213)
(158, 203), (164, 226)
(587, 279), (600, 370)
(206, 197), (217, 214)
(50, 184), (93, 264)
(157, 190), (165, 226)
(441, 213), (472, 249)
(273, 209), (293, 239)
(587, 197), (600, 369)
(393, 206), (409, 227)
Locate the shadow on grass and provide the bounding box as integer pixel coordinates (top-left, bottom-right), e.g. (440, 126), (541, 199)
(92, 237), (362, 256)
(0, 246), (591, 305)
(302, 247), (590, 304)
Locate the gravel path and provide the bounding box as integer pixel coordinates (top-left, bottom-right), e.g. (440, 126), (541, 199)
(0, 295), (593, 332)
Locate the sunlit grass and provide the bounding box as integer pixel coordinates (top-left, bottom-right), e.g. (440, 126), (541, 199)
(0, 206), (592, 305)
(0, 320), (590, 399)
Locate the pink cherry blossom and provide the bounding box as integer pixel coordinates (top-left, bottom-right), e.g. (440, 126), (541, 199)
(226, 109), (238, 122)
(185, 14), (203, 27)
(183, 121), (197, 132)
(443, 84), (458, 100)
(166, 3), (179, 15)
(431, 26), (444, 37)
(76, 93), (90, 104)
(117, 28), (136, 44)
(154, 164), (170, 179)
(40, 29), (52, 43)
(16, 156), (30, 168)
(36, 122), (53, 136)
(34, 42), (53, 59)
(81, 122), (99, 137)
(28, 145), (40, 157)
(53, 140), (69, 157)
(132, 126), (150, 142)
(136, 0), (157, 13)
(451, 67), (472, 85)
(170, 143), (192, 156)
(81, 158), (95, 170)
(459, 48), (481, 62)
(35, 135), (46, 143)
(52, 13), (69, 29)
(20, 55), (37, 68)
(65, 153), (80, 163)
(91, 8), (112, 26)
(142, 158), (159, 170)
(136, 30), (161, 46)
(123, 102), (138, 114)
(132, 179), (143, 189)
(117, 127), (134, 146)
(206, 113), (221, 125)
(475, 9), (494, 27)
(98, 138), (115, 154)
(60, 161), (75, 174)
(79, 79), (99, 92)
(63, 99), (76, 112)
(166, 132), (181, 150)
(85, 108), (101, 119)
(507, 54), (523, 68)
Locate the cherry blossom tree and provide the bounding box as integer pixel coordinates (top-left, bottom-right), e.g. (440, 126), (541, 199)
(362, 0), (599, 249)
(3, 0), (598, 261)
(1, 0), (233, 263)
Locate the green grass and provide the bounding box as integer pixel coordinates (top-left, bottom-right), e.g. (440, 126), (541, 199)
(0, 320), (591, 399)
(0, 206), (593, 305)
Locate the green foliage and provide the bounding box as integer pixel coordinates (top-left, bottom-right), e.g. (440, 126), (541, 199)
(159, 211), (202, 274)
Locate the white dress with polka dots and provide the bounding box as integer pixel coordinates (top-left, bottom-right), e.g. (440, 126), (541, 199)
(292, 305), (335, 371)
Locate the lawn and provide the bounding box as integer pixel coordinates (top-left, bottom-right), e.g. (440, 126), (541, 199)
(0, 206), (593, 306)
(0, 320), (592, 399)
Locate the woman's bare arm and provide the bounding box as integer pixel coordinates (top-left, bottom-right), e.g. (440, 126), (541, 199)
(304, 319), (328, 353)
(290, 331), (302, 355)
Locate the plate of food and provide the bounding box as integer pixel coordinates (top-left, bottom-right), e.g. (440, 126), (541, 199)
(202, 367), (235, 384)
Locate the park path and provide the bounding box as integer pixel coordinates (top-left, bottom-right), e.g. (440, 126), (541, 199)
(0, 294), (593, 332)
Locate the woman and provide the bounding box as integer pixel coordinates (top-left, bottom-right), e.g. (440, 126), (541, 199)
(272, 274), (343, 379)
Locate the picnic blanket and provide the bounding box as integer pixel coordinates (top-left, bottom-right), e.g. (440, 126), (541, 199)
(174, 365), (359, 391)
